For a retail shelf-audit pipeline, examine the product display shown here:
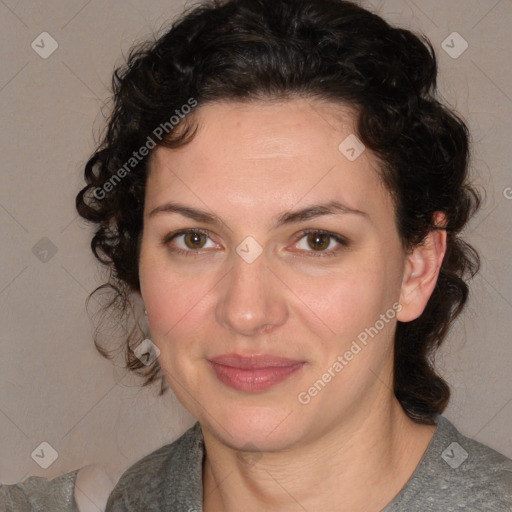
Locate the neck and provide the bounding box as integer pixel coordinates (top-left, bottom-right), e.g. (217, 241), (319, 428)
(202, 395), (436, 512)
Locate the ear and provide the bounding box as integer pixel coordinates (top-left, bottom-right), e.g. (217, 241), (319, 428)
(397, 212), (447, 322)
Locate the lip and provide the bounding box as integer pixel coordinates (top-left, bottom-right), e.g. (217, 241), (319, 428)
(207, 353), (306, 392)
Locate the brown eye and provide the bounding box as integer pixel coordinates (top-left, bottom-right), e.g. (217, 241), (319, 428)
(183, 232), (208, 249)
(294, 230), (348, 257)
(306, 232), (331, 251)
(163, 229), (217, 256)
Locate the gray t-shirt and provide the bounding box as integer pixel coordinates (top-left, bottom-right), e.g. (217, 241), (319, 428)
(104, 414), (512, 511)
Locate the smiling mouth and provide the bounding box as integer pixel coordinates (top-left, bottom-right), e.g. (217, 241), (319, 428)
(207, 353), (306, 392)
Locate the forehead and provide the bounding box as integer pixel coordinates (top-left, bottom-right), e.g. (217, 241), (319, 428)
(145, 99), (391, 224)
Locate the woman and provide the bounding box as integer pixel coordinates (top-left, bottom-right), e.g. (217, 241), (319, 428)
(2, 0), (510, 510)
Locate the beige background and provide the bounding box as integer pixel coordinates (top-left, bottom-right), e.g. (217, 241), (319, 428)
(1, 0), (511, 493)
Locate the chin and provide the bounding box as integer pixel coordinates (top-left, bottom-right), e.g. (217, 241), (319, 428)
(199, 402), (308, 453)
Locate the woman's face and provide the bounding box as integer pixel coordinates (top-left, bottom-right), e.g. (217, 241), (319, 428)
(139, 98), (408, 451)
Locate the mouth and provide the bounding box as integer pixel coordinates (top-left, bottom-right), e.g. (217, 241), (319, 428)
(207, 353), (306, 392)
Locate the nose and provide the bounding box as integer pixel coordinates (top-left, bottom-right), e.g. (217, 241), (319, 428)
(215, 249), (289, 337)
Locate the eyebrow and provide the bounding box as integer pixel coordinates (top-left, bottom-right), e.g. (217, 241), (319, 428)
(148, 200), (368, 228)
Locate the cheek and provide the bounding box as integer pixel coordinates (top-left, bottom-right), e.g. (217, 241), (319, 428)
(291, 257), (392, 340)
(140, 266), (211, 393)
(142, 266), (212, 340)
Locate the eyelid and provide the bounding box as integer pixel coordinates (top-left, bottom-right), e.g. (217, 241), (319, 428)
(290, 229), (349, 257)
(161, 228), (220, 251)
(161, 228), (349, 257)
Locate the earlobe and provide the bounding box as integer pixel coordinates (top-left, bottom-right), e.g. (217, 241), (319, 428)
(397, 212), (447, 322)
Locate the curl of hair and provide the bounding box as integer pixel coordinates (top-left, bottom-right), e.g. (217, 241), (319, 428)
(76, 0), (480, 422)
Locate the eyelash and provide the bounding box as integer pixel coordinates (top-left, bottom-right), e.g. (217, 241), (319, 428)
(161, 228), (349, 258)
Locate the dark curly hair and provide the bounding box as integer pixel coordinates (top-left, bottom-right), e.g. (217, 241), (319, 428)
(76, 0), (481, 425)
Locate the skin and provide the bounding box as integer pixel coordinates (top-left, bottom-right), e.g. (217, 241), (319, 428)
(74, 465), (115, 512)
(138, 98), (447, 512)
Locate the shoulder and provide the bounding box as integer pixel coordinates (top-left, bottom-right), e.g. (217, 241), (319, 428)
(435, 415), (512, 491)
(105, 421), (203, 512)
(0, 470), (80, 512)
(387, 415), (512, 511)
